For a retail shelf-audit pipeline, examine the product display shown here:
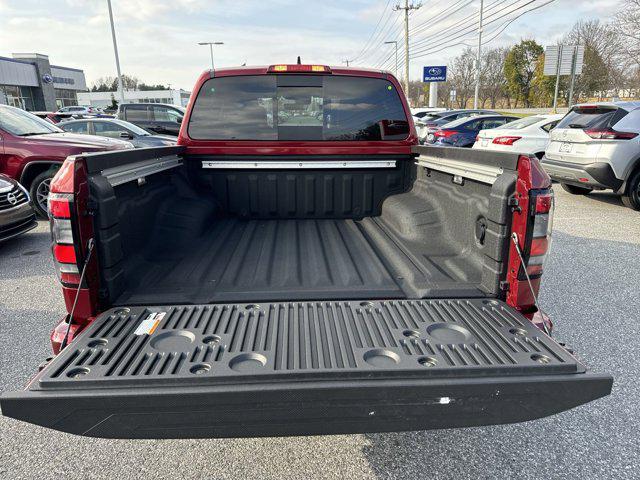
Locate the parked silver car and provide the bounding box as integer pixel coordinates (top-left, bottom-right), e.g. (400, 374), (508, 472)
(542, 101), (640, 210)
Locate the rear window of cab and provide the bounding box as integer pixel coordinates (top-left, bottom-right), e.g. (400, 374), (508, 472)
(187, 75), (409, 141)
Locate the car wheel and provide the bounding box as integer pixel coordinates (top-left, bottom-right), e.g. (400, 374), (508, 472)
(621, 169), (640, 210)
(560, 183), (593, 195)
(29, 170), (55, 218)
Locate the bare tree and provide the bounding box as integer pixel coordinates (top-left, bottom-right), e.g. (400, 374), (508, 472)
(479, 47), (509, 108)
(91, 74), (140, 92)
(615, 1), (640, 65)
(564, 20), (623, 102)
(448, 47), (476, 108)
(614, 2), (640, 95)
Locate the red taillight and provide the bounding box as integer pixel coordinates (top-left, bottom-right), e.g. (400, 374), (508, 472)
(49, 191), (80, 284)
(535, 194), (552, 214)
(49, 196), (71, 218)
(526, 192), (553, 275)
(530, 237), (549, 256)
(492, 136), (522, 145)
(54, 244), (77, 264)
(584, 128), (638, 140)
(434, 130), (459, 138)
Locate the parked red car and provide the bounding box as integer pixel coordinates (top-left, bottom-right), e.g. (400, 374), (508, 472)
(0, 105), (132, 216)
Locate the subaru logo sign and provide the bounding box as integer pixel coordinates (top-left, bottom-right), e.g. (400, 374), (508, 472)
(42, 73), (53, 84)
(423, 66), (447, 82)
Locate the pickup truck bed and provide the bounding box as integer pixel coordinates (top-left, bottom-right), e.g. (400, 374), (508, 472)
(90, 147), (509, 307)
(1, 299), (611, 438)
(117, 215), (482, 305)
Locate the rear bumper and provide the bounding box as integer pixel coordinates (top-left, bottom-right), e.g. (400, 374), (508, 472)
(541, 157), (623, 190)
(0, 203), (37, 242)
(1, 372), (612, 439)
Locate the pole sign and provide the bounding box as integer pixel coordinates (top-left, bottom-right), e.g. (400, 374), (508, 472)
(423, 66), (447, 82)
(544, 45), (584, 76)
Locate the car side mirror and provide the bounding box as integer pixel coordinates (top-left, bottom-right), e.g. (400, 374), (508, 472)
(119, 131), (133, 140)
(176, 117), (183, 124)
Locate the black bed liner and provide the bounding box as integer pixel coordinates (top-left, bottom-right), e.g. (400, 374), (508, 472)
(116, 216), (482, 305)
(1, 299), (612, 438)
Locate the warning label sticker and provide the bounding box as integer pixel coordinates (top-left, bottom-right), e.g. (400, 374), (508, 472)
(134, 312), (165, 335)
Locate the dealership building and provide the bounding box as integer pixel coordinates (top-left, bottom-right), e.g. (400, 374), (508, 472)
(77, 89), (191, 108)
(0, 53), (87, 111)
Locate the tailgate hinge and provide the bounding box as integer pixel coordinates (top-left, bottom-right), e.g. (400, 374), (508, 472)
(508, 195), (521, 213)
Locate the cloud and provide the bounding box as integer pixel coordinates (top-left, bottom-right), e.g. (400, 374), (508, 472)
(0, 0), (622, 90)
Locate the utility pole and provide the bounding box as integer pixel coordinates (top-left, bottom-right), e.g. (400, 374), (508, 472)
(106, 0), (124, 104)
(568, 45), (578, 108)
(343, 59), (350, 66)
(384, 40), (399, 78)
(473, 0), (484, 109)
(394, 1), (421, 100)
(552, 44), (563, 113)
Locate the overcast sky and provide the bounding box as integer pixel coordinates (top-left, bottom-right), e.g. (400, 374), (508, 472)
(0, 0), (621, 91)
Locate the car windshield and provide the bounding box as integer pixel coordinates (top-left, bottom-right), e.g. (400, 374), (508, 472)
(116, 120), (151, 136)
(0, 106), (62, 136)
(496, 116), (544, 130)
(440, 116), (485, 129)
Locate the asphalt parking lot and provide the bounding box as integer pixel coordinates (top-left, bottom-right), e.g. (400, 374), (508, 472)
(1, 188), (638, 480)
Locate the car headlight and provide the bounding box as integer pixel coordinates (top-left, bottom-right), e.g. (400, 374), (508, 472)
(0, 177), (14, 193)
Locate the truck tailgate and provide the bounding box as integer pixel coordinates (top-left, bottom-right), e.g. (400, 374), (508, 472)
(1, 299), (611, 439)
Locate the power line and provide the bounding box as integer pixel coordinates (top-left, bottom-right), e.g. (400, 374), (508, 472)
(410, 0), (556, 59)
(410, 0), (542, 57)
(349, 0), (392, 62)
(358, 9), (404, 66)
(409, 0), (475, 35)
(368, 14), (406, 67)
(410, 0), (510, 50)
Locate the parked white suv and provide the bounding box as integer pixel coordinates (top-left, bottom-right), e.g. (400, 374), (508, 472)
(473, 114), (564, 158)
(542, 102), (640, 210)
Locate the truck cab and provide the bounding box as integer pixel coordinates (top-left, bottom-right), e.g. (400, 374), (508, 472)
(1, 65), (612, 439)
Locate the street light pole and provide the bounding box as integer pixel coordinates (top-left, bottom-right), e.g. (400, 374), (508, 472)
(198, 42), (224, 71)
(106, 0), (124, 104)
(384, 41), (398, 78)
(473, 0), (484, 109)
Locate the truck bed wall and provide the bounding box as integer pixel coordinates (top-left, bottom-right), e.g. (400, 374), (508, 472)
(89, 154), (515, 307)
